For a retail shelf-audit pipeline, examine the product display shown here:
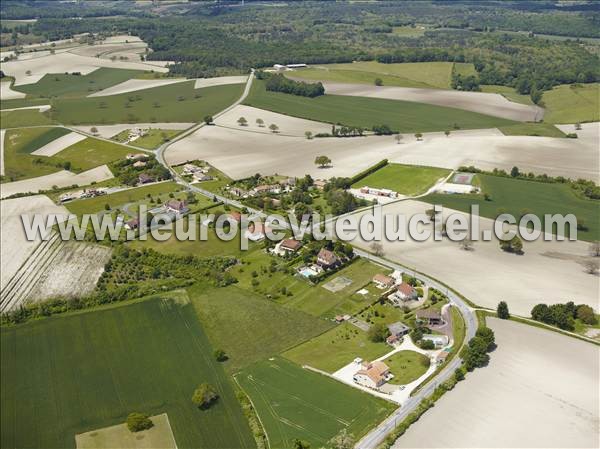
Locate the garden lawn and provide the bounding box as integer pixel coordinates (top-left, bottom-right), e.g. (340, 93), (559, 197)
(188, 284), (333, 373)
(244, 80), (516, 133)
(50, 82), (245, 125)
(283, 322), (390, 373)
(352, 163), (450, 196)
(423, 174), (600, 241)
(52, 137), (136, 171)
(383, 350), (430, 385)
(542, 83), (600, 124)
(16, 68), (144, 99)
(498, 122), (566, 138)
(236, 357), (394, 448)
(0, 293), (255, 449)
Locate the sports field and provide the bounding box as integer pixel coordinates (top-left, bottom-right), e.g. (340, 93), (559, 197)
(50, 82), (245, 125)
(541, 83), (600, 124)
(244, 80), (516, 133)
(0, 293), (255, 449)
(236, 357), (395, 448)
(423, 174), (600, 240)
(352, 163), (450, 196)
(188, 284), (333, 372)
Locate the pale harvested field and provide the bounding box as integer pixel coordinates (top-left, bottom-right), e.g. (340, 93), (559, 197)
(31, 131), (87, 156)
(349, 200), (599, 315)
(88, 78), (187, 97)
(214, 104), (332, 136)
(0, 81), (26, 100)
(320, 82), (544, 122)
(76, 414), (177, 449)
(389, 126), (599, 182)
(394, 318), (599, 449)
(3, 48), (169, 86)
(25, 241), (111, 303)
(0, 129), (5, 176)
(1, 105), (51, 113)
(68, 41), (147, 59)
(193, 75), (248, 89)
(0, 195), (69, 290)
(73, 122), (194, 138)
(0, 164), (114, 198)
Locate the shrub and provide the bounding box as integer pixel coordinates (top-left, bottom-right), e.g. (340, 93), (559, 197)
(126, 413), (153, 432)
(192, 383), (219, 409)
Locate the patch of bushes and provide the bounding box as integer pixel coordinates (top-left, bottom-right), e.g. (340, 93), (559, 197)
(530, 301), (596, 331)
(262, 72), (325, 97)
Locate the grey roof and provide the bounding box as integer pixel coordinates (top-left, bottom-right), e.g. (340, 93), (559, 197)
(388, 321), (410, 335)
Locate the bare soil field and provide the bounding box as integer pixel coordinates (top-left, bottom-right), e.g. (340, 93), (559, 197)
(0, 164), (114, 198)
(193, 75), (248, 89)
(0, 81), (26, 100)
(3, 48), (169, 86)
(394, 318), (599, 449)
(214, 104), (332, 136)
(88, 78), (188, 97)
(318, 82), (543, 122)
(349, 200), (599, 315)
(31, 131), (87, 156)
(0, 195), (69, 290)
(73, 122), (194, 138)
(24, 241), (111, 303)
(0, 105), (51, 114)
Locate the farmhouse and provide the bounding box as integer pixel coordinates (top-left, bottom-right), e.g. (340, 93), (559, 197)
(317, 248), (340, 268)
(359, 186), (398, 198)
(127, 153), (147, 161)
(182, 163), (204, 175)
(313, 179), (327, 190)
(125, 218), (139, 230)
(388, 321), (410, 338)
(228, 211), (243, 223)
(280, 238), (302, 253)
(373, 273), (395, 289)
(251, 184), (280, 196)
(388, 282), (418, 305)
(245, 222), (272, 241)
(133, 160), (147, 168)
(353, 361), (392, 389)
(165, 199), (189, 215)
(416, 309), (444, 326)
(229, 187), (248, 197)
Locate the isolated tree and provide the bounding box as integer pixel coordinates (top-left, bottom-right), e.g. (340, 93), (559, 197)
(415, 132), (423, 141)
(192, 383), (219, 409)
(500, 235), (523, 254)
(237, 116), (247, 126)
(330, 428), (354, 449)
(314, 155), (331, 168)
(25, 69), (32, 76)
(370, 242), (384, 257)
(510, 166), (520, 178)
(395, 133), (403, 144)
(420, 340), (435, 350)
(214, 349), (228, 362)
(374, 77), (383, 86)
(104, 203), (110, 211)
(368, 322), (389, 343)
(203, 115), (213, 125)
(459, 236), (474, 251)
(582, 258), (599, 275)
(497, 301), (510, 319)
(90, 126), (98, 134)
(256, 118), (264, 127)
(589, 241), (600, 257)
(305, 130), (313, 140)
(126, 413), (153, 432)
(269, 123), (279, 133)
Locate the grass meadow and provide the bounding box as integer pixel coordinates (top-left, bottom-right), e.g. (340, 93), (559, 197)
(244, 80), (516, 133)
(423, 174), (600, 240)
(383, 350), (430, 385)
(498, 122), (566, 138)
(53, 137), (133, 171)
(541, 83), (600, 124)
(351, 163), (451, 195)
(0, 293), (254, 449)
(0, 109), (54, 128)
(236, 357), (395, 448)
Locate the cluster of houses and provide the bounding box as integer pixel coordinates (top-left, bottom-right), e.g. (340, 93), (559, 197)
(58, 187), (108, 203)
(371, 272), (420, 306)
(182, 163), (214, 182)
(124, 199), (190, 230)
(226, 177), (296, 199)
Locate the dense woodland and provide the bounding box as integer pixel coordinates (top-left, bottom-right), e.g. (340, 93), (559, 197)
(2, 1), (600, 93)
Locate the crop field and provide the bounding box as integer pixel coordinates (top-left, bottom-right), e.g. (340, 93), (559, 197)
(0, 294), (254, 449)
(236, 357), (395, 448)
(284, 322), (390, 373)
(498, 122), (566, 138)
(52, 137), (134, 171)
(15, 67), (145, 98)
(423, 174), (600, 240)
(480, 85), (533, 105)
(351, 163), (450, 195)
(244, 80), (517, 133)
(383, 351), (430, 385)
(291, 61), (460, 89)
(65, 181), (182, 215)
(188, 283), (333, 373)
(0, 109), (54, 128)
(542, 83), (600, 124)
(50, 82), (245, 125)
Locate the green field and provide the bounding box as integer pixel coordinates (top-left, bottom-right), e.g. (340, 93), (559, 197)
(291, 61), (463, 89)
(52, 137), (133, 171)
(236, 357), (394, 448)
(188, 283), (333, 373)
(423, 174), (600, 240)
(352, 163), (451, 196)
(0, 294), (254, 449)
(2, 127), (63, 181)
(480, 85), (534, 105)
(0, 109), (54, 128)
(383, 350), (430, 385)
(284, 322), (390, 373)
(50, 81), (245, 125)
(245, 80), (516, 133)
(542, 83), (600, 124)
(113, 128), (182, 149)
(498, 122), (566, 138)
(65, 181), (183, 215)
(15, 68), (145, 98)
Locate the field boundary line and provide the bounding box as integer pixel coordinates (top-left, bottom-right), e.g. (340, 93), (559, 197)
(233, 373), (271, 449)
